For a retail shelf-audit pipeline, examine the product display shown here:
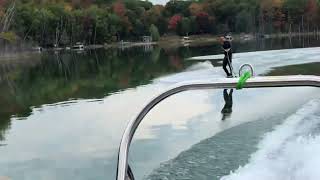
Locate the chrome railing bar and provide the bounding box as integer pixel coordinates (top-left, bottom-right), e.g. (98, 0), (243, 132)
(117, 75), (320, 180)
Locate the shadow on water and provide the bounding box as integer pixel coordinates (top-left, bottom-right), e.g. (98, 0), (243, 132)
(0, 118), (10, 142)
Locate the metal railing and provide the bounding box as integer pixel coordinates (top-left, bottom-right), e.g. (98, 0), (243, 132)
(117, 75), (320, 180)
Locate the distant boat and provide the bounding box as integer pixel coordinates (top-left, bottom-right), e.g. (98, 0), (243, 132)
(257, 33), (270, 39)
(72, 43), (85, 50)
(32, 46), (43, 52)
(181, 36), (192, 43)
(53, 44), (63, 51)
(240, 34), (254, 41)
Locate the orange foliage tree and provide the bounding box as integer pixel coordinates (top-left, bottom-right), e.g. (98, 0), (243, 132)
(189, 3), (203, 16)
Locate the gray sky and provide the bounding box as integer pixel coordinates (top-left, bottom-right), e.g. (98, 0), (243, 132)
(148, 0), (170, 5)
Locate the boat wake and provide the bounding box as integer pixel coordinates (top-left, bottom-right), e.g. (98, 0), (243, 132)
(223, 99), (320, 180)
(145, 98), (320, 180)
(189, 47), (320, 75)
(154, 61), (223, 84)
(156, 47), (320, 85)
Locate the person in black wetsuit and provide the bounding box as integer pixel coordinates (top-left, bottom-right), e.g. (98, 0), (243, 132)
(221, 89), (233, 121)
(221, 34), (233, 77)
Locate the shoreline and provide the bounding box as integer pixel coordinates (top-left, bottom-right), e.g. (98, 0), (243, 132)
(0, 32), (319, 56)
(158, 32), (320, 48)
(105, 32), (320, 49)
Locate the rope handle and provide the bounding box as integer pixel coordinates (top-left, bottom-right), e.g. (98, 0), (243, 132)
(236, 71), (252, 90)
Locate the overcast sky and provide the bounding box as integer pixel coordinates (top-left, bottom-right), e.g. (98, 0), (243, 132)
(148, 0), (170, 5)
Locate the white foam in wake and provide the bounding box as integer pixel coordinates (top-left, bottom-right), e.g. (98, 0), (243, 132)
(154, 61), (223, 84)
(155, 47), (320, 84)
(189, 47), (320, 75)
(222, 99), (320, 180)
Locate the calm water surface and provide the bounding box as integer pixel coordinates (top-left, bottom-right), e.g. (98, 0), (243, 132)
(0, 36), (320, 180)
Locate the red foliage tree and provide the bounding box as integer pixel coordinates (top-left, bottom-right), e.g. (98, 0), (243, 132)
(168, 14), (182, 30)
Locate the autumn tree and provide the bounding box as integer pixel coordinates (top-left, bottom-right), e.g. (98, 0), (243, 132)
(189, 3), (203, 16)
(2, 0), (319, 44)
(168, 14), (182, 31)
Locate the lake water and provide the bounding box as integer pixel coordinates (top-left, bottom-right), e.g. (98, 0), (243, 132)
(0, 36), (320, 180)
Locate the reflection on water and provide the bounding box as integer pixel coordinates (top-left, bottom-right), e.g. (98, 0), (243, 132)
(0, 36), (320, 180)
(0, 47), (190, 141)
(0, 119), (10, 142)
(221, 89), (233, 121)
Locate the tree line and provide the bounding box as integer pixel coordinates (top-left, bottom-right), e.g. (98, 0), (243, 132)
(0, 0), (319, 46)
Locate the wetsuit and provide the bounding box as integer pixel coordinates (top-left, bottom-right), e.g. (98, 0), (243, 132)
(221, 89), (233, 120)
(222, 41), (233, 77)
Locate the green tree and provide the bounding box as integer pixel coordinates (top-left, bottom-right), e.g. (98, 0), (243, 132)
(189, 16), (198, 34)
(5, 0), (320, 44)
(108, 13), (122, 41)
(132, 19), (146, 38)
(235, 11), (253, 33)
(149, 24), (159, 41)
(284, 0), (308, 31)
(177, 17), (191, 36)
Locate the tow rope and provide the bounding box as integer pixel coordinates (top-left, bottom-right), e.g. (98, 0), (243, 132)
(236, 71), (252, 90)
